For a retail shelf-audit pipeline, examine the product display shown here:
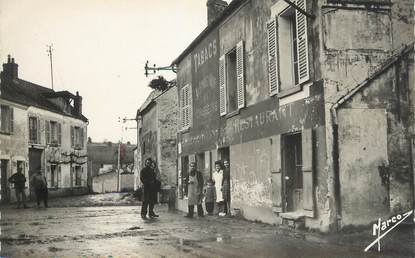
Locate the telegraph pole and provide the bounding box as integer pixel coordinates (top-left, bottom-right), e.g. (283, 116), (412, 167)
(47, 44), (54, 90)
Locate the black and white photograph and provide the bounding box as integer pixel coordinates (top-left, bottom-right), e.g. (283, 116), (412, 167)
(0, 0), (414, 257)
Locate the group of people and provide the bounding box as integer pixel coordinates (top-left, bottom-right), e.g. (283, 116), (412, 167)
(184, 159), (231, 218)
(7, 165), (49, 209)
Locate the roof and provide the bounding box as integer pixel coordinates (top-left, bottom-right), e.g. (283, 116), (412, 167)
(171, 0), (247, 65)
(1, 78), (88, 122)
(137, 80), (177, 116)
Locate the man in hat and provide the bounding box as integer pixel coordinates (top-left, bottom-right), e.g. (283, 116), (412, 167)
(30, 167), (48, 208)
(140, 158), (158, 219)
(8, 164), (28, 208)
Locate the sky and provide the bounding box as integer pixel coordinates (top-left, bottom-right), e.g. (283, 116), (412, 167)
(0, 0), (229, 144)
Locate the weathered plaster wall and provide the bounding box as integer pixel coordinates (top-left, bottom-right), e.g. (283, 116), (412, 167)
(141, 105), (158, 163)
(0, 99), (29, 202)
(157, 86), (179, 186)
(92, 172), (134, 193)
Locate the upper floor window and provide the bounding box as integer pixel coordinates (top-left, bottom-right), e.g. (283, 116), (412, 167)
(219, 41), (245, 116)
(268, 0), (310, 96)
(180, 84), (192, 130)
(0, 105), (14, 134)
(46, 120), (62, 146)
(29, 116), (41, 144)
(71, 126), (84, 149)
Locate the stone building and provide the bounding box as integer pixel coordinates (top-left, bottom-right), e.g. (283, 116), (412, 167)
(0, 56), (89, 202)
(136, 82), (178, 191)
(171, 0), (414, 232)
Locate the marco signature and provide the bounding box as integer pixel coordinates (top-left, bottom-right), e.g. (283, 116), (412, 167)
(364, 210), (413, 252)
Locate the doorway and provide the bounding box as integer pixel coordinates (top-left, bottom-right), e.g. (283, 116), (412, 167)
(1, 159), (10, 204)
(29, 149), (43, 199)
(283, 133), (303, 212)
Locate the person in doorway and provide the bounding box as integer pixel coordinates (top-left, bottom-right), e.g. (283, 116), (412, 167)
(212, 161), (224, 215)
(184, 161), (204, 218)
(140, 158), (159, 219)
(222, 159), (231, 216)
(204, 179), (216, 216)
(30, 167), (48, 208)
(8, 164), (28, 208)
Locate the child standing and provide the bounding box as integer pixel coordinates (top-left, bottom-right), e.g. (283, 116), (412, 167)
(204, 179), (216, 215)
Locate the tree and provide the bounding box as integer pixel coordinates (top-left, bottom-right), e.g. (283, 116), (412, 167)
(148, 76), (169, 91)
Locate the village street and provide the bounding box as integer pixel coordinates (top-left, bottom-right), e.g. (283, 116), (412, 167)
(0, 193), (413, 258)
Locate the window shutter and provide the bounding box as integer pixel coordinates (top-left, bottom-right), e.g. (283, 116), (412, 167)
(236, 40), (245, 109)
(36, 118), (41, 144)
(71, 166), (74, 187)
(271, 135), (282, 212)
(57, 165), (61, 188)
(9, 107), (14, 134)
(267, 17), (279, 95)
(81, 167), (84, 186)
(70, 126), (74, 147)
(296, 0), (310, 84)
(302, 128), (315, 217)
(80, 127), (84, 148)
(45, 121), (50, 144)
(46, 165), (51, 188)
(180, 87), (185, 130)
(58, 123), (62, 145)
(219, 55), (227, 116)
(188, 85), (193, 127)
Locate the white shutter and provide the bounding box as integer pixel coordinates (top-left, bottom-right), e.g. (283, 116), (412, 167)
(236, 40), (245, 109)
(296, 0), (310, 84)
(36, 117), (41, 144)
(180, 85), (191, 129)
(188, 85), (193, 127)
(45, 121), (50, 144)
(219, 55), (227, 116)
(57, 123), (62, 146)
(267, 17), (279, 95)
(9, 107), (14, 134)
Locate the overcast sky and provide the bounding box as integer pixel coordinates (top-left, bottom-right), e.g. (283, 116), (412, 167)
(0, 0), (228, 144)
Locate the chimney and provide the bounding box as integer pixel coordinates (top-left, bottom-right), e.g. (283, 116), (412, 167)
(207, 0), (228, 25)
(74, 91), (83, 116)
(1, 55), (18, 81)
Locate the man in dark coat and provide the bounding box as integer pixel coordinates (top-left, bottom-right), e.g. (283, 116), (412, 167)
(140, 158), (158, 219)
(30, 167), (48, 208)
(8, 164), (28, 208)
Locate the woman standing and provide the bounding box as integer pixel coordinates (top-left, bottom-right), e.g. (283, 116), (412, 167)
(212, 161), (224, 214)
(222, 159), (231, 215)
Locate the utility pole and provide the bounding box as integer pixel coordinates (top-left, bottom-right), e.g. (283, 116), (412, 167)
(46, 44), (54, 90)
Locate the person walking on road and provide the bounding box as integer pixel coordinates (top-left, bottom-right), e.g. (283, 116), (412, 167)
(30, 167), (48, 208)
(140, 158), (159, 219)
(8, 164), (28, 208)
(184, 161), (204, 218)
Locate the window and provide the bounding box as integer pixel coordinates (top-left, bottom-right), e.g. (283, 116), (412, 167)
(268, 0), (310, 96)
(46, 120), (61, 145)
(0, 105), (14, 134)
(180, 85), (192, 130)
(29, 117), (41, 144)
(71, 126), (84, 149)
(47, 165), (61, 188)
(75, 166), (82, 186)
(219, 41), (245, 116)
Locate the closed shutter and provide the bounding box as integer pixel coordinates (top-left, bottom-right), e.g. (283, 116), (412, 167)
(80, 127), (84, 148)
(57, 165), (61, 188)
(302, 128), (314, 217)
(188, 85), (193, 127)
(81, 167), (84, 186)
(296, 0), (310, 84)
(57, 123), (62, 145)
(70, 166), (74, 187)
(70, 126), (74, 147)
(9, 107), (14, 134)
(180, 87), (185, 129)
(180, 86), (190, 129)
(267, 17), (279, 95)
(271, 135), (282, 212)
(219, 55), (227, 116)
(36, 118), (41, 144)
(45, 121), (50, 144)
(236, 40), (245, 109)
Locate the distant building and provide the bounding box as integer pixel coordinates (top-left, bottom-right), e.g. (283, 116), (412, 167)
(87, 141), (135, 193)
(0, 55), (88, 202)
(136, 81), (178, 193)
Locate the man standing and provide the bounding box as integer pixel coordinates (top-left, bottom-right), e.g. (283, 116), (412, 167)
(184, 162), (204, 218)
(140, 158), (158, 219)
(30, 167), (48, 208)
(8, 164), (28, 208)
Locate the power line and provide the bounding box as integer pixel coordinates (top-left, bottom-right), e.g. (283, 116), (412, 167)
(46, 44), (54, 90)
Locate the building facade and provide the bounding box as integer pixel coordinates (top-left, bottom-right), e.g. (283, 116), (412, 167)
(0, 56), (89, 202)
(171, 0), (414, 232)
(136, 83), (178, 190)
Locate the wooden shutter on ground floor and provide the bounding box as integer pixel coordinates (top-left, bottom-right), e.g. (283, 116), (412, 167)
(271, 136), (282, 212)
(57, 165), (62, 188)
(296, 0), (310, 84)
(302, 128), (314, 217)
(236, 40), (245, 109)
(219, 55), (227, 116)
(267, 16), (279, 95)
(46, 165), (51, 188)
